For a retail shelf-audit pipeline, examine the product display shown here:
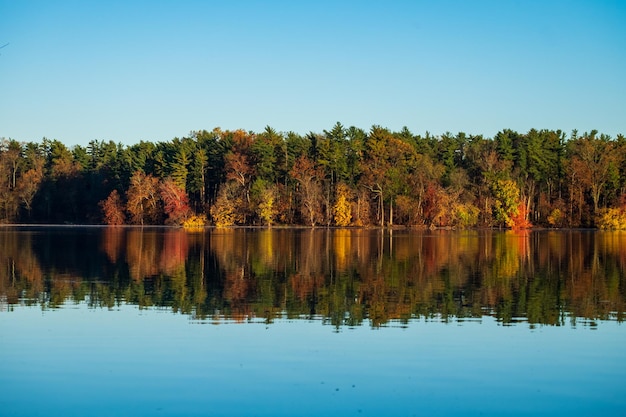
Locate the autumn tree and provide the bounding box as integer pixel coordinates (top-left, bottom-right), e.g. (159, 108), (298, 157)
(595, 196), (626, 229)
(126, 171), (161, 225)
(100, 190), (126, 225)
(566, 131), (619, 223)
(360, 126), (420, 226)
(405, 153), (445, 226)
(499, 129), (564, 225)
(160, 178), (192, 225)
(253, 181), (278, 226)
(395, 195), (420, 226)
(333, 182), (352, 226)
(210, 182), (241, 227)
(464, 138), (511, 226)
(491, 179), (524, 228)
(290, 155), (324, 227)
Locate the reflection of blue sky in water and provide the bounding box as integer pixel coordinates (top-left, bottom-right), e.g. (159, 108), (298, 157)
(2, 303), (624, 417)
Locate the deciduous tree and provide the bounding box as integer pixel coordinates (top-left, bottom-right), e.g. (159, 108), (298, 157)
(100, 190), (126, 225)
(160, 178), (192, 225)
(333, 182), (352, 226)
(290, 155), (324, 227)
(126, 171), (160, 225)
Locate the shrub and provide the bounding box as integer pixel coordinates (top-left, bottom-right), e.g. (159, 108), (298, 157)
(595, 208), (626, 230)
(183, 214), (207, 230)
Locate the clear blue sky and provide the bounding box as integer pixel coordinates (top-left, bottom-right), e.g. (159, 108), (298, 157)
(1, 0), (625, 147)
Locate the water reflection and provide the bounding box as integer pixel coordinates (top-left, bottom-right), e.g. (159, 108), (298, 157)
(1, 227), (625, 326)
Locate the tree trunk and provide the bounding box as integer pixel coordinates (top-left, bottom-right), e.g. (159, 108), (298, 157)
(380, 194), (384, 227)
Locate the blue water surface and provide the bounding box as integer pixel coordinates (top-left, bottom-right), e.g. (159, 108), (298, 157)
(1, 303), (624, 417)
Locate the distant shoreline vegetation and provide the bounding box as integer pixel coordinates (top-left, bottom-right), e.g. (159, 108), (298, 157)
(1, 124), (625, 229)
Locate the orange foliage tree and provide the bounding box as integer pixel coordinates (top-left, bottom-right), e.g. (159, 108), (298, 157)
(510, 202), (532, 229)
(100, 190), (126, 225)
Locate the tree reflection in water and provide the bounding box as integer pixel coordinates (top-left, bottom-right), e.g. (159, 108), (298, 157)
(1, 227), (624, 326)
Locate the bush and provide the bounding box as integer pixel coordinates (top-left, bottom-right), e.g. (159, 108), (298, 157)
(595, 208), (626, 230)
(183, 214), (207, 229)
(453, 203), (479, 228)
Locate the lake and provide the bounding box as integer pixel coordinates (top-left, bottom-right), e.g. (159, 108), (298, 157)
(1, 227), (625, 416)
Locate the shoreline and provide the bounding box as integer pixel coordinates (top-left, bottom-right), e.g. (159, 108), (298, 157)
(0, 223), (608, 232)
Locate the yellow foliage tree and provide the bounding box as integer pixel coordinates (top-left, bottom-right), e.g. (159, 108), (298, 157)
(333, 183), (352, 227)
(491, 179), (521, 228)
(547, 208), (565, 228)
(596, 208), (626, 230)
(453, 202), (480, 228)
(257, 186), (277, 226)
(211, 183), (240, 227)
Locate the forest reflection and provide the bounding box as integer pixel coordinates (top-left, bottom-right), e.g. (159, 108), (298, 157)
(1, 227), (625, 327)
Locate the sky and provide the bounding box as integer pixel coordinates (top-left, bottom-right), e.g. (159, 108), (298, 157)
(1, 0), (625, 147)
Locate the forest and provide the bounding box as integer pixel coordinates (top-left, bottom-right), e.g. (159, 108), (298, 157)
(1, 123), (625, 228)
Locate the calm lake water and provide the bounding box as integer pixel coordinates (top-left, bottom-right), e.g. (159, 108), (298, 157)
(1, 227), (625, 416)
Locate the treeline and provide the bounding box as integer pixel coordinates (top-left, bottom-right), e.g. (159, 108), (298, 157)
(1, 124), (625, 228)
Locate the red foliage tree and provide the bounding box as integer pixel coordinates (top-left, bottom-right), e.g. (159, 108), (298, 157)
(99, 190), (126, 225)
(159, 178), (192, 225)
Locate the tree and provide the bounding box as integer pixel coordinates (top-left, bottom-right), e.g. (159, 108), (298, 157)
(464, 138), (511, 226)
(169, 147), (190, 192)
(0, 139), (22, 222)
(360, 126), (420, 226)
(0, 139), (21, 190)
(510, 129), (564, 225)
(160, 178), (192, 225)
(395, 194), (420, 226)
(491, 179), (524, 228)
(188, 148), (208, 211)
(210, 182), (241, 227)
(405, 153), (444, 226)
(17, 165), (44, 218)
(193, 129), (228, 205)
(320, 122), (350, 185)
(290, 155), (324, 227)
(436, 131), (466, 183)
(452, 202), (480, 228)
(333, 182), (352, 226)
(566, 131), (619, 218)
(13, 142), (45, 221)
(251, 126), (284, 184)
(100, 190), (126, 225)
(225, 151), (254, 203)
(36, 139), (85, 223)
(126, 171), (160, 225)
(360, 127), (390, 226)
(256, 183), (278, 226)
